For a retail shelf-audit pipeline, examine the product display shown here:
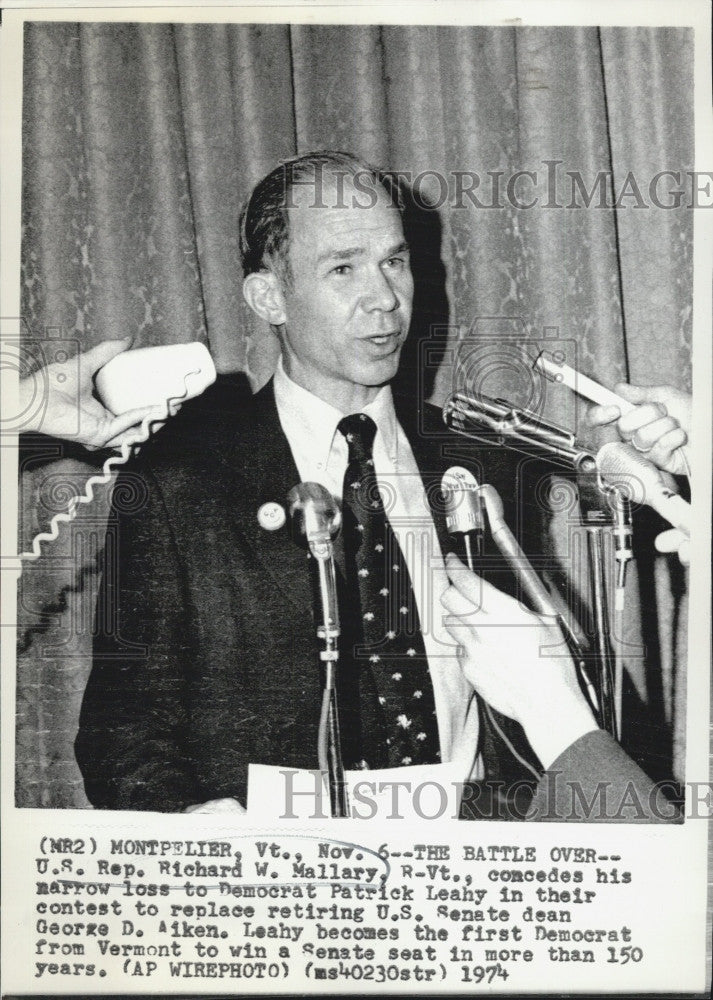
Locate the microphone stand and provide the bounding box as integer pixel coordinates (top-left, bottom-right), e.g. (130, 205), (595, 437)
(576, 471), (631, 740)
(288, 485), (349, 818)
(587, 527), (617, 738)
(313, 551), (349, 818)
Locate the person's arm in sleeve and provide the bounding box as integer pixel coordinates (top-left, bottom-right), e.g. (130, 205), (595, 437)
(527, 730), (679, 823)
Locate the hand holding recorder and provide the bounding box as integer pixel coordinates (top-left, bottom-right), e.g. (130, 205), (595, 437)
(19, 339), (217, 452)
(18, 339), (161, 450)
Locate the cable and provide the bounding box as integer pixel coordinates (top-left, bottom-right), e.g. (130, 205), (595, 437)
(317, 686), (331, 778)
(18, 370), (201, 564)
(613, 605), (624, 742)
(483, 702), (542, 781)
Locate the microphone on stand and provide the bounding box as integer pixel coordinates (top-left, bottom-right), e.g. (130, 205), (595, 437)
(443, 391), (597, 472)
(610, 490), (633, 595)
(596, 442), (691, 534)
(287, 483), (342, 643)
(287, 483), (348, 818)
(442, 393), (639, 735)
(441, 466), (484, 570)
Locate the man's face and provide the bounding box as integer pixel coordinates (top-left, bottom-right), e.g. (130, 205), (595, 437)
(277, 176), (414, 409)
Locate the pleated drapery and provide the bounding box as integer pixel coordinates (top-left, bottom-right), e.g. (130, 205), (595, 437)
(17, 23), (692, 807)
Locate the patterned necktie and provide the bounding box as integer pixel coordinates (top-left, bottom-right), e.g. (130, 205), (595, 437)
(337, 413), (440, 768)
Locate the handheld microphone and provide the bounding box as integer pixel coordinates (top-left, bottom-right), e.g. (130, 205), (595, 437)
(479, 483), (600, 720)
(596, 442), (691, 535)
(478, 484), (560, 619)
(532, 350), (637, 414)
(287, 483), (342, 641)
(441, 466), (484, 570)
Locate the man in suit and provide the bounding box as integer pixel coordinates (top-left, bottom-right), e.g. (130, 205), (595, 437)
(75, 151), (675, 821)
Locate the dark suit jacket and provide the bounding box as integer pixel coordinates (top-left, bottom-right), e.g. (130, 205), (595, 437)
(79, 375), (677, 822)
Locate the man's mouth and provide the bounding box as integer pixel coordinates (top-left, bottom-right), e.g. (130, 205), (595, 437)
(365, 330), (400, 347)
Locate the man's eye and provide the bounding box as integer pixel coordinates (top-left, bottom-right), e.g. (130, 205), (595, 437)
(384, 256), (406, 268)
(331, 264), (351, 276)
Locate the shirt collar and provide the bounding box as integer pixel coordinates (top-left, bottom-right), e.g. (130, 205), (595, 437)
(273, 356), (399, 467)
(362, 380), (398, 463)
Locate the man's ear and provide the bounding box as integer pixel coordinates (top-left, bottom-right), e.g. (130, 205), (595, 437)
(242, 271), (287, 326)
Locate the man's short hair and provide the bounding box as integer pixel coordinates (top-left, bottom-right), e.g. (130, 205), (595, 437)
(239, 150), (400, 281)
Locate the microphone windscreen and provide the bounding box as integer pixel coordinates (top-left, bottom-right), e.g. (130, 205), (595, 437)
(595, 441), (673, 506)
(287, 483), (341, 546)
(441, 466), (484, 535)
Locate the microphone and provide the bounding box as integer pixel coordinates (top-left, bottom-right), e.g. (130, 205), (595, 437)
(441, 466), (484, 570)
(443, 392), (597, 473)
(287, 483), (349, 818)
(478, 484), (560, 619)
(287, 483), (342, 641)
(596, 442), (691, 534)
(479, 482), (600, 720)
(287, 482), (341, 559)
(610, 490), (633, 595)
(445, 393), (636, 590)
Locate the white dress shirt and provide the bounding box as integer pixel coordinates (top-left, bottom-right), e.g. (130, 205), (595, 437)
(273, 357), (481, 779)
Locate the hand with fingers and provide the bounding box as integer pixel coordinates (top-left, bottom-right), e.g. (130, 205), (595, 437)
(440, 553), (598, 770)
(655, 528), (690, 567)
(184, 797), (247, 814)
(587, 383), (692, 567)
(587, 382), (691, 476)
(19, 339), (163, 451)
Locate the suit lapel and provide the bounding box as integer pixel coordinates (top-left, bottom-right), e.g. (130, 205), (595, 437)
(228, 380), (314, 620)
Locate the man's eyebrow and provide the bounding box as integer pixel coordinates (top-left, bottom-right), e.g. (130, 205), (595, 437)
(385, 240), (410, 258)
(316, 246), (366, 265)
(316, 240), (411, 266)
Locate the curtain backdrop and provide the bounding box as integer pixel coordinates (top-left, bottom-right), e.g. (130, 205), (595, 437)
(17, 22), (692, 807)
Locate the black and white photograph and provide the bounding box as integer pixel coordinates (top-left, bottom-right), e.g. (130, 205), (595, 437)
(1, 2), (711, 995)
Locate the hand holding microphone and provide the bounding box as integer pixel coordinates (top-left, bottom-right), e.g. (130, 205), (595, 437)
(18, 339), (164, 450)
(441, 467), (598, 721)
(596, 441), (691, 535)
(585, 381), (692, 567)
(587, 383), (691, 478)
(529, 359), (692, 565)
(441, 553), (598, 770)
(532, 354), (690, 473)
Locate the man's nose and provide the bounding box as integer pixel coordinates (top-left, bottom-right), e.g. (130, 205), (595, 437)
(362, 267), (399, 312)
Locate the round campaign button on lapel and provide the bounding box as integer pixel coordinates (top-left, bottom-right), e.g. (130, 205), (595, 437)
(257, 501), (286, 531)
